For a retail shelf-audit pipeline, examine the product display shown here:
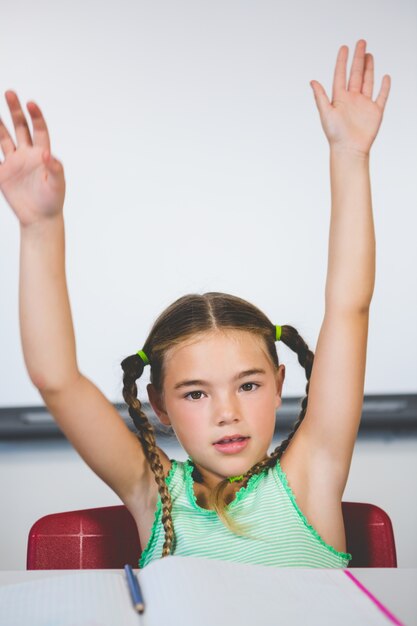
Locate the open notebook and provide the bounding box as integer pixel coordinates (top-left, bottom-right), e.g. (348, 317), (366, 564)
(0, 556), (401, 626)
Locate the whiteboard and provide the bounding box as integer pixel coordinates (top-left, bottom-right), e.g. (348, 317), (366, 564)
(1, 0), (416, 408)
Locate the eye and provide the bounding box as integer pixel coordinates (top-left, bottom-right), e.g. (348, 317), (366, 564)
(240, 382), (260, 392)
(184, 390), (205, 401)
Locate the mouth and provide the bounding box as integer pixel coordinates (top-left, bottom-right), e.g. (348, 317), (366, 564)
(213, 436), (250, 454)
(213, 434), (250, 445)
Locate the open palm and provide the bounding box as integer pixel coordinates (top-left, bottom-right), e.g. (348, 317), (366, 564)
(311, 39), (391, 155)
(0, 91), (65, 227)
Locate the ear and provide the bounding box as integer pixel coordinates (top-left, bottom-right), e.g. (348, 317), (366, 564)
(147, 383), (171, 426)
(274, 364), (286, 409)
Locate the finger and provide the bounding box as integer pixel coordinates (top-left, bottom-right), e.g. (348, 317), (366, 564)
(347, 39), (367, 93)
(375, 75), (391, 111)
(332, 45), (348, 101)
(362, 53), (374, 99)
(0, 114), (17, 157)
(5, 90), (33, 147)
(26, 101), (51, 153)
(310, 80), (331, 116)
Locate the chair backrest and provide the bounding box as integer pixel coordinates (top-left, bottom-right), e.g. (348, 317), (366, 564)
(27, 505), (141, 570)
(341, 501), (397, 567)
(27, 501), (397, 569)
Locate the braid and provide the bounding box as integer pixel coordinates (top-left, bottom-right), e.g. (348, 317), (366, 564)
(273, 324), (314, 458)
(121, 353), (175, 557)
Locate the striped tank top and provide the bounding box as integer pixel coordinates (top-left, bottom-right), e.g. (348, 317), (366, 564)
(139, 456), (352, 569)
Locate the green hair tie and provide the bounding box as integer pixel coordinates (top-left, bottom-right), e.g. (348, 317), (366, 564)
(228, 475), (244, 483)
(137, 349), (150, 366)
(275, 325), (282, 341)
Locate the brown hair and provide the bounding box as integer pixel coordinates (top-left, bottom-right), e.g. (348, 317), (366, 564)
(121, 292), (314, 557)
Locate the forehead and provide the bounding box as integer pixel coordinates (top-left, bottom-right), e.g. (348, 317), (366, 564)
(163, 329), (272, 373)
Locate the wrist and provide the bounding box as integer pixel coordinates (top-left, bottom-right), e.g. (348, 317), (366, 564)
(330, 145), (370, 162)
(19, 212), (64, 235)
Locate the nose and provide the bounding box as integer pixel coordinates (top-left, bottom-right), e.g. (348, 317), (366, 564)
(214, 393), (241, 426)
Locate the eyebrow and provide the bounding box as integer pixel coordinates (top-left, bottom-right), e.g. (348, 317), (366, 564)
(173, 368), (267, 390)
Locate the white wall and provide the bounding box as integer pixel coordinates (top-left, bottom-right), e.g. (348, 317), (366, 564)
(1, 434), (416, 569)
(1, 0), (416, 408)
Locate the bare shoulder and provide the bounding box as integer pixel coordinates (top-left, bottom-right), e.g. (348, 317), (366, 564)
(278, 425), (348, 553)
(158, 446), (173, 477)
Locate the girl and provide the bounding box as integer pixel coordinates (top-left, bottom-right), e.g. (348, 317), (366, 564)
(0, 39), (391, 569)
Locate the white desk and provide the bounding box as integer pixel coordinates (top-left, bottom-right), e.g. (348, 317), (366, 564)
(1, 568), (416, 625)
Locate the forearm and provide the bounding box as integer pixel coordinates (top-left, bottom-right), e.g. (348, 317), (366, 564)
(325, 148), (375, 312)
(19, 214), (80, 391)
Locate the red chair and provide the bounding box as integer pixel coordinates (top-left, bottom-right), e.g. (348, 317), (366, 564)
(27, 501), (397, 569)
(27, 505), (141, 570)
(341, 502), (397, 567)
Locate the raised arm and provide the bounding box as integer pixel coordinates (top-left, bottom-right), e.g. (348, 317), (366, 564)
(296, 40), (391, 494)
(314, 40), (390, 310)
(0, 91), (159, 505)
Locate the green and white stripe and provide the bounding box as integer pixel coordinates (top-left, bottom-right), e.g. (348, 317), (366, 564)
(139, 457), (351, 569)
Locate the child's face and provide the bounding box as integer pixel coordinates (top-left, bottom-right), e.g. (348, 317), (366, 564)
(147, 329), (285, 489)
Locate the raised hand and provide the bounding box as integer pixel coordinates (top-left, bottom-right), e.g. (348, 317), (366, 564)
(310, 39), (391, 156)
(0, 91), (65, 227)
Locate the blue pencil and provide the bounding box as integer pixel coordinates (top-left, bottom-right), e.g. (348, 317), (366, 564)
(124, 564), (145, 614)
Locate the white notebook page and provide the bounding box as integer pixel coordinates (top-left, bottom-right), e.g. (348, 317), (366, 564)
(141, 556), (392, 626)
(0, 571), (140, 626)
